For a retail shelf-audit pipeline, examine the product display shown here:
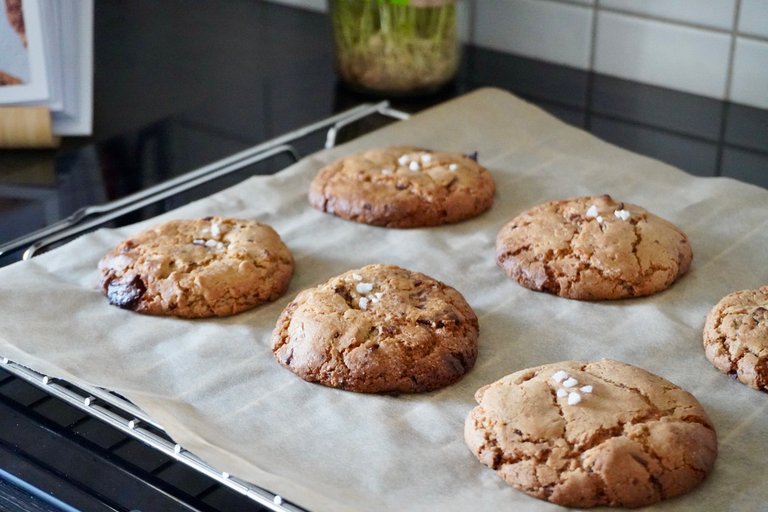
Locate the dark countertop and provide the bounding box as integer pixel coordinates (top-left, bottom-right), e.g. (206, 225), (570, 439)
(0, 1), (767, 511)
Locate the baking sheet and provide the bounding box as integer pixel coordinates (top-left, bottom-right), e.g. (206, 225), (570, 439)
(1, 88), (767, 511)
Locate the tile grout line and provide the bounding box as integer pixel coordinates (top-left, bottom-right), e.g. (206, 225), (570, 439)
(583, 0), (599, 131)
(724, 0), (742, 101)
(598, 5), (733, 35)
(541, 0), (768, 44)
(466, 0), (477, 47)
(714, 0), (742, 178)
(588, 0), (599, 71)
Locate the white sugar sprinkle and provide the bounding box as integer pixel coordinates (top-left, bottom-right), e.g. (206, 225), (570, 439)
(192, 239), (205, 246)
(448, 163), (459, 171)
(216, 242), (224, 250)
(563, 377), (578, 388)
(204, 239), (218, 248)
(210, 223), (221, 239)
(585, 205), (598, 218)
(381, 168), (392, 176)
(358, 297), (369, 310)
(374, 292), (384, 299)
(596, 215), (604, 224)
(420, 153), (432, 164)
(580, 385), (593, 393)
(614, 209), (631, 221)
(371, 297), (380, 304)
(567, 392), (582, 405)
(352, 273), (363, 281)
(551, 370), (569, 383)
(398, 155), (410, 165)
(356, 282), (374, 294)
(556, 388), (568, 398)
(409, 161), (420, 172)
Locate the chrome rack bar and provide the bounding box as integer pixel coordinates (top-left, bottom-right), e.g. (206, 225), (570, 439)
(21, 101), (409, 260)
(23, 143), (292, 259)
(0, 101), (378, 258)
(324, 102), (410, 149)
(0, 358), (306, 512)
(0, 102), (412, 512)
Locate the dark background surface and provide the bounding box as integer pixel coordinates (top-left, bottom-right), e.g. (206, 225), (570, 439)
(0, 1), (767, 511)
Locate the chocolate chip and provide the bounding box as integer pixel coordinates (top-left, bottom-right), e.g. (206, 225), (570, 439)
(442, 352), (466, 373)
(381, 325), (398, 336)
(333, 286), (354, 306)
(106, 276), (146, 309)
(447, 312), (462, 324)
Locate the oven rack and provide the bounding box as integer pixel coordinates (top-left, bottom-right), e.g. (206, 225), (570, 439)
(0, 101), (410, 512)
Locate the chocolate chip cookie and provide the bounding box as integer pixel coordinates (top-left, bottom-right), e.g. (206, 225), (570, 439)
(271, 264), (479, 393)
(98, 217), (294, 318)
(496, 195), (692, 300)
(465, 359), (717, 508)
(704, 285), (768, 391)
(308, 146), (495, 228)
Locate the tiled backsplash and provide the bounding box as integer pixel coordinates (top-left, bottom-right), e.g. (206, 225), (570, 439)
(268, 0), (768, 109)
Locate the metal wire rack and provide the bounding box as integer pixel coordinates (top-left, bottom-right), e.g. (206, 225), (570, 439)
(0, 101), (410, 512)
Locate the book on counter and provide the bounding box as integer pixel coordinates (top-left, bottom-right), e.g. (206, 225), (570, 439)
(0, 0), (93, 136)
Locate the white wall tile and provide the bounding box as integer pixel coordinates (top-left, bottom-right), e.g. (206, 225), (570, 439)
(474, 0), (593, 69)
(600, 0), (735, 30)
(594, 12), (730, 99)
(738, 0), (768, 38)
(730, 38), (768, 109)
(264, 0), (327, 13)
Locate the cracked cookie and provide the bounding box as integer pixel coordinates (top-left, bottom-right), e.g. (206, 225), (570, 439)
(308, 146), (495, 228)
(271, 264), (479, 393)
(98, 217), (294, 318)
(465, 359), (717, 508)
(703, 285), (768, 391)
(496, 195), (692, 300)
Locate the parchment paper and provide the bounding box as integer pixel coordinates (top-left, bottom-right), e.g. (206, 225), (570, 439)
(1, 88), (767, 511)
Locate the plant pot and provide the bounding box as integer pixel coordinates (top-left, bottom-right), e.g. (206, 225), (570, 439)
(330, 0), (460, 97)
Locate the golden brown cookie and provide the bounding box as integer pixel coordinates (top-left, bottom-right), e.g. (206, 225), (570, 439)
(465, 359), (717, 508)
(703, 285), (768, 391)
(308, 146), (495, 228)
(496, 195), (692, 300)
(271, 264), (478, 393)
(98, 217), (294, 318)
